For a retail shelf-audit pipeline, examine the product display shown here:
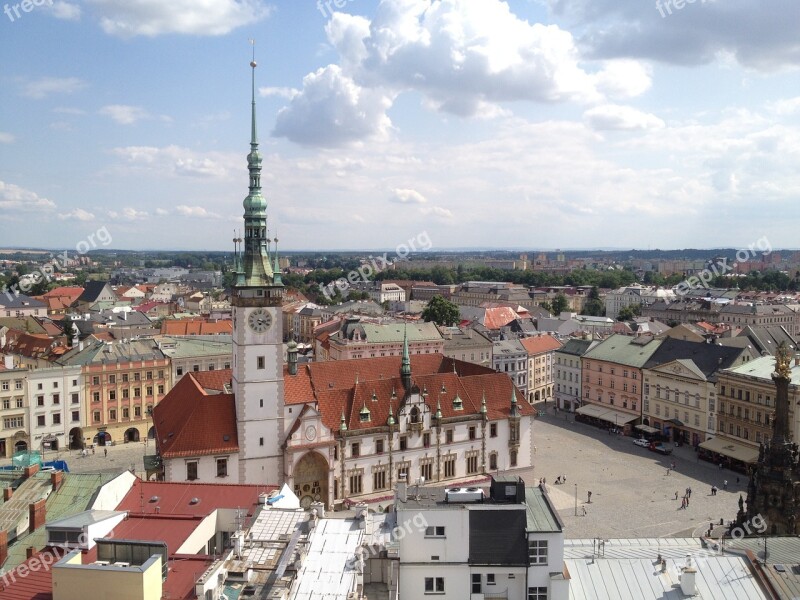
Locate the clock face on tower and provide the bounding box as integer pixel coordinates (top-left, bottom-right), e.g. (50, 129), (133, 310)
(247, 308), (272, 333)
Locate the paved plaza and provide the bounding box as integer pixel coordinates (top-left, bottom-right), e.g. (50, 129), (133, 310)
(513, 410), (746, 539)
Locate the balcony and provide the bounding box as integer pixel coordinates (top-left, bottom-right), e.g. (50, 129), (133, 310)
(408, 421), (424, 433)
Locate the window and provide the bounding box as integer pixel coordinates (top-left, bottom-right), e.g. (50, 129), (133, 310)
(424, 577), (445, 594)
(146, 386), (153, 396)
(528, 540), (548, 565)
(420, 460), (433, 481)
(176, 367), (183, 376)
(72, 411), (79, 422)
(134, 387), (141, 398)
(376, 439), (384, 454)
(109, 409), (116, 420)
(397, 462), (409, 482)
(351, 442), (360, 458)
(109, 375), (116, 384)
(122, 374), (129, 383)
(52, 413), (61, 425)
(423, 432), (431, 448)
(257, 357), (265, 369)
(469, 426), (476, 440)
(37, 396), (44, 407)
(349, 472), (363, 494)
(158, 370), (164, 379)
(1, 382), (7, 391)
(510, 449), (518, 467)
(92, 376), (100, 385)
(122, 389), (129, 399)
(490, 423), (497, 437)
(489, 452), (498, 470)
(466, 453), (478, 474)
(108, 390), (116, 401)
(425, 526), (446, 537)
(158, 385), (164, 395)
(443, 456), (456, 478)
(372, 468), (387, 491)
(445, 429), (454, 443)
(4, 417), (23, 429)
(122, 407), (129, 419)
(37, 415), (46, 427)
(399, 436), (407, 451)
(217, 458), (228, 477)
(146, 371), (153, 380)
(93, 411), (100, 423)
(487, 574), (495, 585)
(2, 399), (8, 410)
(15, 380), (23, 390)
(187, 461), (198, 481)
(528, 587), (548, 600)
(71, 393), (79, 404)
(472, 574), (482, 594)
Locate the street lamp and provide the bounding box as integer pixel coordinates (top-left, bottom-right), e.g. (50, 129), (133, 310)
(574, 483), (578, 516)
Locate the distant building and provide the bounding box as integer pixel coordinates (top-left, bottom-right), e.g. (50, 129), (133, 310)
(605, 285), (675, 320)
(493, 338), (528, 399)
(554, 338), (597, 412)
(0, 294), (46, 318)
(520, 334), (562, 404)
(321, 319), (444, 361)
(440, 326), (494, 368)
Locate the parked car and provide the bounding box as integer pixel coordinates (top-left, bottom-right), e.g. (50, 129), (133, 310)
(633, 438), (650, 448)
(649, 442), (673, 455)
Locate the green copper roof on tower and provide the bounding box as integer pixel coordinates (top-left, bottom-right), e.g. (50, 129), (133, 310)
(401, 324), (411, 375)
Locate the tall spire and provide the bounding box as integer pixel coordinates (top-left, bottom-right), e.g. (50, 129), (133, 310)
(401, 323), (412, 391)
(237, 41), (276, 288)
(510, 385), (519, 417)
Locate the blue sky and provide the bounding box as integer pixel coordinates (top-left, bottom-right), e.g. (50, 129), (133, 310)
(1, 0), (799, 252)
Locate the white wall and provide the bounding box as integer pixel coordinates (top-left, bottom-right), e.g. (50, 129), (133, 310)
(90, 470), (137, 510)
(164, 453), (240, 484)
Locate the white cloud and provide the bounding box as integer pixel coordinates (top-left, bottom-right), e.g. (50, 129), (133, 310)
(112, 145), (233, 179)
(53, 107), (86, 115)
(58, 208), (95, 221)
(390, 188), (427, 204)
(273, 65), (392, 147)
(107, 208), (148, 221)
(0, 132), (14, 144)
(175, 205), (220, 218)
(20, 77), (86, 99)
(99, 105), (151, 125)
(46, 1), (81, 20)
(583, 104), (665, 131)
(88, 0), (272, 37)
(154, 208), (169, 216)
(767, 97), (800, 116)
(259, 86), (299, 99)
(420, 206), (454, 219)
(0, 181), (56, 212)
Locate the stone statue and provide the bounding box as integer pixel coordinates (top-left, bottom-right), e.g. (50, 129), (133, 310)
(739, 494), (744, 512)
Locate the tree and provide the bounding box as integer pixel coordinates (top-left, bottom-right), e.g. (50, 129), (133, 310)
(550, 293), (569, 315)
(421, 295), (460, 326)
(617, 303), (641, 321)
(583, 286), (605, 316)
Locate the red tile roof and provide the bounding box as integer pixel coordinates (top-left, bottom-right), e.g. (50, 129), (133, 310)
(154, 374), (238, 458)
(192, 369), (232, 392)
(520, 334), (562, 355)
(1, 330), (59, 360)
(161, 319), (232, 335)
(42, 286), (83, 302)
(482, 306), (520, 330)
(0, 546), (66, 600)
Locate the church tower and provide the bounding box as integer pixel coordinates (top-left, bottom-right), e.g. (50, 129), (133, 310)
(230, 53), (285, 485)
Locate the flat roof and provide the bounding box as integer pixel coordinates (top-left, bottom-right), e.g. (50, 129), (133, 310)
(524, 486), (562, 533)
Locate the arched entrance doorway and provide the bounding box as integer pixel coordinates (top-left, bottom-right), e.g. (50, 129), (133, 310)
(147, 426), (155, 439)
(124, 428), (140, 443)
(292, 451), (329, 509)
(93, 431), (111, 447)
(14, 440), (27, 452)
(69, 428), (84, 450)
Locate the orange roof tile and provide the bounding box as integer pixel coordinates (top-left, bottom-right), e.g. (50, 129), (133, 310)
(161, 319), (233, 336)
(154, 374), (238, 458)
(520, 334), (562, 355)
(483, 306), (520, 330)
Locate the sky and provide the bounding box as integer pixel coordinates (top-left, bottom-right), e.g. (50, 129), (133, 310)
(1, 0), (799, 253)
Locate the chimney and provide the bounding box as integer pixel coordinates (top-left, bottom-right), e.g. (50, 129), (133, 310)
(26, 547), (35, 559)
(680, 555), (698, 596)
(397, 481), (407, 503)
(23, 464), (39, 479)
(0, 531), (7, 567)
(51, 471), (63, 492)
(29, 499), (46, 534)
(3, 487), (11, 502)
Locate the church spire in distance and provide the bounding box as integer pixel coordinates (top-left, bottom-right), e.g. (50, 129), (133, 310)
(236, 40), (277, 289)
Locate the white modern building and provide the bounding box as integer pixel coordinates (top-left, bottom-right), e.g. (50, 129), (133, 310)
(554, 338), (598, 412)
(25, 365), (84, 453)
(605, 285), (676, 320)
(394, 477), (568, 600)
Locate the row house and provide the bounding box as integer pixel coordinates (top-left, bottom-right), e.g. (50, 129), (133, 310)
(322, 320), (444, 361)
(493, 338), (528, 399)
(0, 294), (46, 318)
(0, 357), (27, 456)
(440, 325), (494, 368)
(708, 355), (800, 469)
(579, 335), (663, 432)
(156, 334), (232, 382)
(520, 334), (562, 404)
(604, 285), (675, 320)
(554, 338), (597, 412)
(57, 339), (171, 447)
(718, 304), (800, 336)
(293, 304), (324, 344)
(26, 365), (84, 453)
(641, 339), (755, 447)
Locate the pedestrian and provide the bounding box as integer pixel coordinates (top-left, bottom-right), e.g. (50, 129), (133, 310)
(681, 497), (686, 509)
(719, 462), (723, 470)
(671, 461), (676, 470)
(667, 468), (671, 476)
(675, 491), (679, 500)
(563, 474), (566, 483)
(688, 487), (692, 498)
(104, 447), (107, 458)
(723, 480), (728, 491)
(587, 491), (592, 503)
(92, 446), (95, 455)
(736, 477), (740, 484)
(582, 505), (587, 517)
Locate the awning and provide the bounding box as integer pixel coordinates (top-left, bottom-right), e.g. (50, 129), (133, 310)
(635, 424), (660, 434)
(595, 408), (638, 425)
(668, 418), (684, 427)
(575, 404), (637, 424)
(575, 404), (608, 419)
(699, 437), (758, 464)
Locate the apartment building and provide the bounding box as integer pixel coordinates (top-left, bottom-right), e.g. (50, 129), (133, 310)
(26, 365), (84, 453)
(554, 338), (598, 412)
(0, 357), (27, 456)
(520, 334), (562, 404)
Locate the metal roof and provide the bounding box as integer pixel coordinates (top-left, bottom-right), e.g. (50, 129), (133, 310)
(584, 334), (663, 368)
(46, 509), (125, 529)
(525, 486), (562, 532)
